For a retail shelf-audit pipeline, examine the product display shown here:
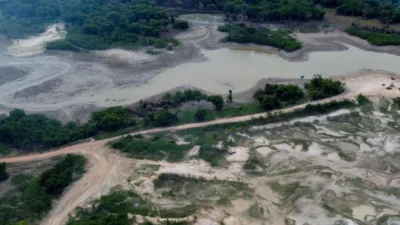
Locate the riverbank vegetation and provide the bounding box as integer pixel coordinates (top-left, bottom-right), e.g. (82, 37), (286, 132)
(252, 77), (344, 111)
(253, 83), (304, 110)
(0, 154), (86, 225)
(316, 0), (400, 24)
(158, 0), (324, 21)
(218, 25), (302, 51)
(346, 25), (400, 46)
(0, 0), (187, 50)
(305, 77), (345, 100)
(0, 78), (345, 153)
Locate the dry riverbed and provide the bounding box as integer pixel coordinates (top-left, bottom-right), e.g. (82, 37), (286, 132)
(0, 14), (400, 123)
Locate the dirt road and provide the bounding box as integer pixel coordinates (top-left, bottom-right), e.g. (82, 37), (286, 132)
(1, 72), (398, 225)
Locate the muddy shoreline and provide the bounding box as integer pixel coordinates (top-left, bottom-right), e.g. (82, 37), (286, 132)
(1, 15), (400, 122)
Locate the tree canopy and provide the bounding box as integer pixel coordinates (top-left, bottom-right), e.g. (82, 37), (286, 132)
(315, 0), (400, 24)
(219, 24), (302, 51)
(253, 83), (304, 110)
(305, 77), (345, 100)
(0, 0), (184, 50)
(157, 0), (325, 21)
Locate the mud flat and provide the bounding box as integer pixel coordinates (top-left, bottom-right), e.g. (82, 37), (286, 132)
(1, 16), (400, 121)
(7, 23), (66, 57)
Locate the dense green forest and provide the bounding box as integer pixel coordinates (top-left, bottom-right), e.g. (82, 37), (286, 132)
(159, 0), (400, 24)
(0, 0), (184, 50)
(157, 0), (325, 21)
(315, 0), (400, 24)
(218, 24), (302, 51)
(0, 154), (86, 225)
(346, 25), (400, 46)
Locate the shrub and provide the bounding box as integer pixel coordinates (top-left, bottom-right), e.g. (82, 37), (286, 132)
(154, 108), (178, 126)
(357, 94), (370, 105)
(306, 77), (345, 100)
(195, 108), (207, 122)
(90, 106), (136, 131)
(173, 20), (189, 30)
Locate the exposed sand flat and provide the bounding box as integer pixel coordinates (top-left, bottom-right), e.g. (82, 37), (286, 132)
(352, 205), (376, 222)
(7, 23), (66, 57)
(256, 146), (274, 156)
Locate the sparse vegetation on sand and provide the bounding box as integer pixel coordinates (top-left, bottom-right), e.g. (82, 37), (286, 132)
(109, 134), (193, 162)
(68, 188), (196, 225)
(268, 181), (311, 203)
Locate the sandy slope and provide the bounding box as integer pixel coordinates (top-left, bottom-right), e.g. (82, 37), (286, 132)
(1, 72), (399, 225)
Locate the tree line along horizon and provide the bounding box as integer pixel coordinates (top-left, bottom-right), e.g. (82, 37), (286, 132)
(1, 0), (400, 52)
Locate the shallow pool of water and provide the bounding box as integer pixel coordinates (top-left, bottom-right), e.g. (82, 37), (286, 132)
(352, 205), (376, 222)
(2, 37), (400, 111)
(146, 45), (400, 93)
(81, 44), (400, 106)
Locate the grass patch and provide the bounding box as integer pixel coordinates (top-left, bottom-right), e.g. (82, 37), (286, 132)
(109, 134), (193, 162)
(346, 26), (400, 46)
(198, 145), (227, 167)
(177, 109), (215, 124)
(178, 103), (261, 124)
(215, 103), (263, 118)
(177, 126), (235, 167)
(243, 156), (263, 172)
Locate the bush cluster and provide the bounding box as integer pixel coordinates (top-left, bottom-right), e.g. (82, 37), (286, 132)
(305, 77), (345, 100)
(219, 25), (302, 52)
(253, 83), (304, 110)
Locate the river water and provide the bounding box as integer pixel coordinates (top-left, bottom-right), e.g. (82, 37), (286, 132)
(0, 32), (400, 112)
